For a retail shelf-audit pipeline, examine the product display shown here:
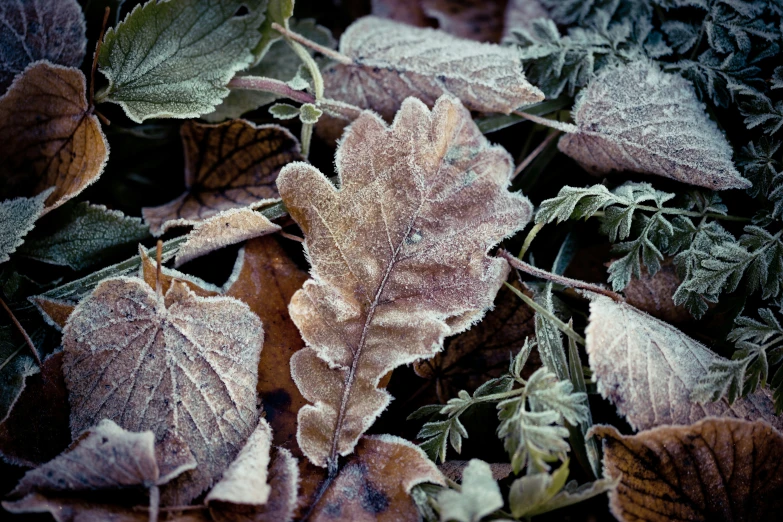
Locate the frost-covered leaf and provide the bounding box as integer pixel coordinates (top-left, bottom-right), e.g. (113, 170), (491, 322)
(0, 191), (50, 264)
(18, 202), (149, 270)
(559, 60), (750, 190)
(594, 419), (783, 522)
(0, 326), (38, 425)
(254, 0), (294, 61)
(585, 294), (783, 431)
(438, 459), (503, 522)
(502, 0), (550, 38)
(174, 208), (280, 267)
(0, 0), (86, 94)
(322, 16), (544, 123)
(0, 62), (108, 211)
(96, 0), (267, 122)
(280, 96), (532, 467)
(62, 276), (263, 505)
(142, 120), (301, 235)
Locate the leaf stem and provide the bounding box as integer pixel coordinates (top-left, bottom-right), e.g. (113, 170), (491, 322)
(518, 222), (544, 259)
(504, 282), (587, 346)
(271, 22), (354, 65)
(512, 131), (560, 179)
(89, 7), (111, 108)
(0, 295), (41, 366)
(228, 76), (315, 104)
(515, 111), (577, 133)
(592, 205), (750, 222)
(500, 250), (624, 302)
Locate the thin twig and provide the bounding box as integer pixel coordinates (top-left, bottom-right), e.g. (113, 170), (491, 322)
(514, 111), (578, 133)
(518, 222), (544, 259)
(271, 22), (354, 65)
(278, 231), (304, 243)
(228, 76), (316, 104)
(499, 250), (624, 302)
(512, 131), (560, 179)
(148, 486), (159, 522)
(0, 295), (41, 366)
(95, 111), (111, 126)
(155, 240), (163, 297)
(89, 7), (111, 108)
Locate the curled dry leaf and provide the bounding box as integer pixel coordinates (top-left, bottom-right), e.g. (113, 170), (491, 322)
(280, 96), (532, 468)
(142, 120), (301, 236)
(225, 237), (309, 454)
(0, 0), (86, 93)
(174, 208), (281, 267)
(558, 61), (750, 191)
(307, 435), (445, 521)
(322, 16), (543, 122)
(0, 61), (108, 212)
(593, 418), (783, 522)
(62, 276), (263, 505)
(623, 257), (690, 324)
(585, 294), (783, 431)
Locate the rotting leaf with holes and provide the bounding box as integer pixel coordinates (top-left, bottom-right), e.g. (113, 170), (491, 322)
(142, 119), (301, 236)
(585, 293), (783, 432)
(0, 62), (108, 212)
(593, 418), (783, 522)
(62, 273), (264, 505)
(278, 95), (533, 468)
(96, 0), (267, 122)
(0, 0), (86, 94)
(558, 60), (750, 191)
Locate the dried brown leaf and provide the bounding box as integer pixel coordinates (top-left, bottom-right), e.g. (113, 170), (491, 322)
(30, 295), (75, 331)
(558, 61), (750, 190)
(0, 0), (86, 94)
(0, 61), (109, 211)
(593, 418), (783, 522)
(138, 246), (220, 298)
(307, 435), (445, 521)
(174, 208), (281, 267)
(225, 237), (308, 455)
(623, 258), (690, 324)
(585, 294), (783, 431)
(62, 277), (263, 505)
(280, 96), (532, 467)
(439, 460), (513, 482)
(3, 494), (149, 522)
(370, 0), (428, 27)
(322, 16), (543, 123)
(0, 351), (70, 467)
(421, 0), (505, 42)
(142, 120), (301, 236)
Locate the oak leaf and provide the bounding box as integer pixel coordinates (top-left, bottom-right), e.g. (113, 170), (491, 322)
(142, 120), (301, 236)
(62, 276), (263, 505)
(279, 96), (532, 468)
(593, 418), (783, 522)
(558, 61), (750, 190)
(322, 16), (544, 122)
(0, 61), (109, 212)
(585, 294), (783, 432)
(0, 0), (86, 93)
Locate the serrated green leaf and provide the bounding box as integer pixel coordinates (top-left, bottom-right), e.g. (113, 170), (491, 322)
(17, 202), (149, 270)
(509, 459), (570, 518)
(526, 369), (589, 426)
(299, 102), (322, 124)
(97, 0), (268, 122)
(0, 190), (52, 264)
(0, 326), (39, 424)
(269, 102), (300, 119)
(253, 0), (294, 62)
(437, 460), (503, 522)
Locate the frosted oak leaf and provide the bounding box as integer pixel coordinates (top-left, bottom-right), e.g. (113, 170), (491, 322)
(279, 95), (533, 468)
(558, 61), (750, 191)
(62, 276), (263, 505)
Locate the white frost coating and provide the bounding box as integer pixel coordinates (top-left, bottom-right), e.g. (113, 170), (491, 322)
(0, 190), (51, 263)
(559, 60), (750, 191)
(585, 294), (783, 432)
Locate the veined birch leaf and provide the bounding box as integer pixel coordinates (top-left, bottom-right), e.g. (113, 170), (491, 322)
(0, 0), (86, 94)
(19, 202), (149, 270)
(585, 294), (783, 432)
(0, 190), (50, 264)
(322, 16), (544, 122)
(142, 120), (301, 236)
(62, 277), (264, 505)
(279, 96), (533, 468)
(559, 61), (750, 191)
(96, 0), (267, 122)
(0, 62), (108, 212)
(593, 419), (783, 522)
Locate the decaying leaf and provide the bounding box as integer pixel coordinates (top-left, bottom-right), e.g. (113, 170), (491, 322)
(62, 276), (263, 505)
(322, 16), (544, 122)
(142, 120), (301, 236)
(593, 418), (783, 522)
(623, 257), (690, 324)
(0, 351), (70, 467)
(438, 459), (503, 522)
(0, 190), (51, 264)
(96, 0), (266, 122)
(138, 246), (221, 298)
(0, 0), (86, 93)
(279, 96), (532, 467)
(371, 0), (428, 28)
(19, 202), (149, 270)
(502, 0), (550, 38)
(0, 61), (109, 211)
(225, 237), (308, 454)
(307, 435), (445, 521)
(558, 61), (750, 191)
(174, 208), (281, 267)
(438, 460), (513, 482)
(585, 294), (783, 431)
(29, 296), (74, 331)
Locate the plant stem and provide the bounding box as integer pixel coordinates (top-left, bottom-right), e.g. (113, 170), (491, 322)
(89, 7), (111, 108)
(228, 76), (315, 104)
(271, 22), (353, 65)
(0, 295), (41, 366)
(513, 131), (560, 179)
(515, 111), (577, 133)
(518, 222), (544, 259)
(504, 282), (587, 346)
(592, 206), (750, 222)
(500, 250), (624, 302)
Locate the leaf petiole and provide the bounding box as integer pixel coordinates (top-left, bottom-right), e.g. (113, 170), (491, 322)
(504, 282), (587, 346)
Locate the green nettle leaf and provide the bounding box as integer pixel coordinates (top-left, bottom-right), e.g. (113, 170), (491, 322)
(18, 202), (149, 271)
(298, 103), (322, 124)
(0, 326), (39, 424)
(269, 103), (300, 119)
(254, 0), (294, 60)
(437, 459), (503, 522)
(96, 0), (268, 122)
(0, 190), (52, 264)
